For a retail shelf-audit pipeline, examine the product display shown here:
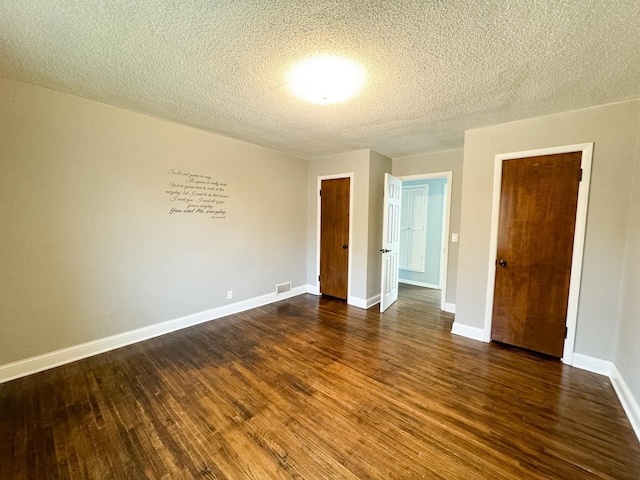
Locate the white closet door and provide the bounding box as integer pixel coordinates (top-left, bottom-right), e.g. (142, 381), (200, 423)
(400, 185), (428, 272)
(399, 188), (411, 270)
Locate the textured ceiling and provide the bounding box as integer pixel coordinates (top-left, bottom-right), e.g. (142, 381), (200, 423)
(1, 1), (639, 159)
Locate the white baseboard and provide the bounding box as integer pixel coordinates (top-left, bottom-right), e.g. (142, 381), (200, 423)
(0, 285), (308, 384)
(568, 354), (640, 443)
(571, 353), (614, 376)
(348, 294), (381, 310)
(347, 294), (380, 310)
(399, 279), (440, 289)
(451, 322), (486, 342)
(610, 365), (640, 442)
(310, 288), (376, 309)
(348, 296), (366, 309)
(443, 303), (456, 314)
(366, 294), (381, 309)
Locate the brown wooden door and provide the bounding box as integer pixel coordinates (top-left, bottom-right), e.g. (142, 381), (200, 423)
(491, 152), (582, 357)
(320, 178), (350, 300)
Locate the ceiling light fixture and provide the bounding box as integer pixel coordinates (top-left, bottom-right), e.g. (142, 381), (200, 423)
(287, 55), (366, 104)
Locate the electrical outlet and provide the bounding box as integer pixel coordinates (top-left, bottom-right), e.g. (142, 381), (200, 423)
(227, 290), (233, 299)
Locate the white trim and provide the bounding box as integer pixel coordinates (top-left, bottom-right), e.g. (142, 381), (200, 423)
(398, 279), (440, 289)
(440, 181), (450, 289)
(347, 295), (380, 309)
(397, 172), (453, 311)
(483, 143), (594, 365)
(0, 286), (309, 385)
(316, 173), (354, 301)
(571, 355), (640, 442)
(611, 365), (640, 442)
(571, 353), (613, 377)
(348, 296), (366, 308)
(367, 294), (381, 309)
(443, 303), (456, 314)
(451, 322), (485, 342)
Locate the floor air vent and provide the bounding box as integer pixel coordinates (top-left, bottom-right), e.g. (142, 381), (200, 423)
(276, 282), (291, 294)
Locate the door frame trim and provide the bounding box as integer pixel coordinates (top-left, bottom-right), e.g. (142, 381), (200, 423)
(398, 172), (453, 312)
(316, 173), (355, 302)
(483, 143), (593, 364)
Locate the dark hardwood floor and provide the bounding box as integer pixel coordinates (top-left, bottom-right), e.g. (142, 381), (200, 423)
(398, 283), (441, 308)
(1, 287), (639, 479)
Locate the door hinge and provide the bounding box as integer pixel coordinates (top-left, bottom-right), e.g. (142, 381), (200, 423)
(565, 327), (568, 338)
(319, 189), (322, 196)
(318, 275), (321, 281)
(579, 169), (583, 182)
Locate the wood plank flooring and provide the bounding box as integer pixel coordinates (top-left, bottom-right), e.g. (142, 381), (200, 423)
(1, 285), (639, 479)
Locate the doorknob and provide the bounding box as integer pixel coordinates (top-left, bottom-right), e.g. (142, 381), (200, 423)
(380, 249), (391, 253)
(498, 259), (507, 267)
(342, 244), (348, 249)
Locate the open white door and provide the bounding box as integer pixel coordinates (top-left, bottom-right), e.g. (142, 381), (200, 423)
(380, 173), (402, 312)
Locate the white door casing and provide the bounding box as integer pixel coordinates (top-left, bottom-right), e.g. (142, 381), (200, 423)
(380, 174), (403, 312)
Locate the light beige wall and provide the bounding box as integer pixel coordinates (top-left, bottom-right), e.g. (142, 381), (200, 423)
(457, 101), (640, 361)
(307, 150), (370, 302)
(392, 148), (463, 305)
(616, 114), (640, 405)
(367, 151), (392, 300)
(0, 77), (308, 365)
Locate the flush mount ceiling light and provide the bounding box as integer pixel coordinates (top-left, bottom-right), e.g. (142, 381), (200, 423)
(287, 55), (366, 104)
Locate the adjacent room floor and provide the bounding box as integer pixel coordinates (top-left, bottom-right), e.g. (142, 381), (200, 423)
(1, 288), (639, 479)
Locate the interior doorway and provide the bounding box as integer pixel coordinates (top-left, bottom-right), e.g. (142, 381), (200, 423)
(396, 172), (452, 312)
(319, 177), (350, 300)
(315, 173), (354, 301)
(491, 152), (581, 357)
(483, 143), (594, 364)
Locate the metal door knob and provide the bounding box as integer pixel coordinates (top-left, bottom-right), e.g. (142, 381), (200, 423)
(498, 259), (507, 267)
(342, 245), (348, 249)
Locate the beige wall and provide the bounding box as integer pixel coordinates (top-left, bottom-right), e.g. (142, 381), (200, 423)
(0, 77), (308, 365)
(307, 150), (370, 302)
(456, 101), (640, 362)
(367, 151), (392, 300)
(616, 116), (640, 405)
(392, 148), (463, 306)
(306, 149), (391, 306)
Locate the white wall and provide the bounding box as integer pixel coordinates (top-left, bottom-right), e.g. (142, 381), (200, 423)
(0, 77), (308, 366)
(455, 101), (640, 362)
(392, 148), (463, 305)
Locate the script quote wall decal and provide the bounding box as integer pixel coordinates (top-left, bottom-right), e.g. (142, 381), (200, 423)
(164, 169), (228, 219)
